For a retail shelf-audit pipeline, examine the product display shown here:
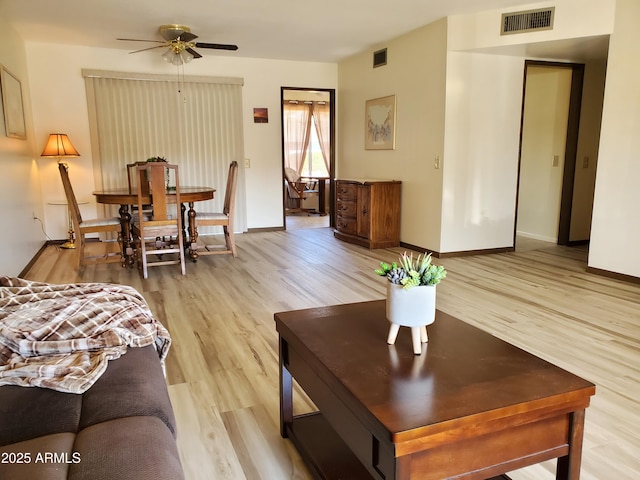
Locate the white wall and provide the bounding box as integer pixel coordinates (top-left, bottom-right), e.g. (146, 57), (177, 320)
(589, 0), (640, 278)
(337, 1), (618, 256)
(338, 19), (448, 250)
(0, 12), (44, 276)
(441, 51), (524, 252)
(448, 0), (616, 52)
(25, 42), (337, 239)
(441, 0), (615, 254)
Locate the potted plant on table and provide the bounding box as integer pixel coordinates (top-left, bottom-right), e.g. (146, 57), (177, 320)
(375, 252), (446, 354)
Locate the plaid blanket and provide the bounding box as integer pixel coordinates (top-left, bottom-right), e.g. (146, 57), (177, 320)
(0, 276), (171, 394)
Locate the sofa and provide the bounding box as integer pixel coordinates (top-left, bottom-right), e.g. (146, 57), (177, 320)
(0, 277), (184, 480)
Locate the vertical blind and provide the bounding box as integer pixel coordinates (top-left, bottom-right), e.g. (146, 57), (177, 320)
(83, 69), (247, 235)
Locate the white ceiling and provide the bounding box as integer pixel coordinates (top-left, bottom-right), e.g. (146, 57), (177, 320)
(3, 0), (551, 63)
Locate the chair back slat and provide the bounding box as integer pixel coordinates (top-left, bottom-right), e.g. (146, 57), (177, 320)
(127, 161), (149, 195)
(223, 161), (239, 217)
(58, 163), (83, 229)
(136, 163), (181, 227)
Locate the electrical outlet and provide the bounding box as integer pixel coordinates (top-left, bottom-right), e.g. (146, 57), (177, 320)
(244, 158), (250, 168)
(583, 156), (589, 168)
(552, 155), (560, 167)
(32, 212), (37, 220)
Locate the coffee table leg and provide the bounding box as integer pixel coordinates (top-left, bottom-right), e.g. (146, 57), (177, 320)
(279, 337), (293, 438)
(556, 409), (586, 480)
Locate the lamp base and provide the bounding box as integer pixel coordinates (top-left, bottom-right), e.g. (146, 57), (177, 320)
(60, 241), (76, 249)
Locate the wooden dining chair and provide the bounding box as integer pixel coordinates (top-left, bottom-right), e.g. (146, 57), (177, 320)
(191, 161), (239, 257)
(131, 162), (186, 279)
(58, 163), (123, 268)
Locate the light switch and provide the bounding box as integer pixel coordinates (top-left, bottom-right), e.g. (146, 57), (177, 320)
(434, 156), (440, 170)
(583, 156), (589, 168)
(244, 158), (250, 168)
(552, 155), (559, 167)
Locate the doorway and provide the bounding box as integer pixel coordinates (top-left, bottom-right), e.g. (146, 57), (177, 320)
(515, 61), (584, 247)
(281, 87), (335, 230)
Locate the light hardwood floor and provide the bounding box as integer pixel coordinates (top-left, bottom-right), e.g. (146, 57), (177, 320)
(22, 229), (640, 480)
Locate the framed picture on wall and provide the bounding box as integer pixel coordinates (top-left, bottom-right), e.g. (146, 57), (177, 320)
(365, 94), (396, 150)
(0, 66), (27, 140)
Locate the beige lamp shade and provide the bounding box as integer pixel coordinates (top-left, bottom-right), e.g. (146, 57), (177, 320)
(41, 133), (80, 157)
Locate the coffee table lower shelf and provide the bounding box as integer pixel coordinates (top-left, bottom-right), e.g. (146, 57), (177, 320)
(285, 412), (511, 480)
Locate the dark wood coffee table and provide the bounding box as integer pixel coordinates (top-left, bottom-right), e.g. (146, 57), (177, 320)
(275, 300), (595, 480)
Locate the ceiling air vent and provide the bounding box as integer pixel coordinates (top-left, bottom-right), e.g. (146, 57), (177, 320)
(373, 48), (387, 68)
(501, 7), (555, 35)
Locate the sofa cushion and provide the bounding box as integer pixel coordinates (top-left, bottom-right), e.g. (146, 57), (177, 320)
(0, 385), (81, 447)
(0, 432), (75, 480)
(79, 345), (177, 436)
(68, 416), (184, 480)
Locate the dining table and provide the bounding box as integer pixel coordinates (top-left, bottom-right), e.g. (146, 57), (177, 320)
(93, 186), (215, 266)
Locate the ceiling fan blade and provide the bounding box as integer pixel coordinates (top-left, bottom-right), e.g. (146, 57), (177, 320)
(185, 47), (202, 59)
(180, 32), (198, 42)
(129, 45), (168, 54)
(117, 38), (165, 44)
(195, 42), (238, 51)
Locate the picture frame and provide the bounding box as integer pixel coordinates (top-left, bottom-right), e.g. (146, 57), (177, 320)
(253, 107), (269, 123)
(0, 66), (27, 139)
(365, 94), (396, 150)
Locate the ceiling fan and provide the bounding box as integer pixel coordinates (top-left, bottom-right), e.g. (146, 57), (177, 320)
(118, 24), (238, 65)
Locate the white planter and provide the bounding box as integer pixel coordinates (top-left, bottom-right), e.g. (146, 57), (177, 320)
(386, 283), (436, 355)
(386, 283), (436, 327)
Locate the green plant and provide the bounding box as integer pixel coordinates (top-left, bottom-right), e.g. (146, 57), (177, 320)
(375, 252), (446, 289)
(146, 156), (167, 162)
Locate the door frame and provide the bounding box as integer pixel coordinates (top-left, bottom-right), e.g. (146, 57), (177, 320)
(280, 87), (336, 229)
(514, 60), (585, 247)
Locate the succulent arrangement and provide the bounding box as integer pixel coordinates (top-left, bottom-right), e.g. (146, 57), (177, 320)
(375, 252), (447, 289)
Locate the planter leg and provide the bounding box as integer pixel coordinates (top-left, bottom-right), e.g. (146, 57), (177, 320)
(387, 323), (400, 345)
(411, 327), (422, 355)
(420, 325), (428, 343)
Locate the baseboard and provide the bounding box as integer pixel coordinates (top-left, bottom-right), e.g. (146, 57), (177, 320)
(248, 226), (285, 233)
(516, 230), (556, 243)
(399, 242), (514, 259)
(586, 266), (640, 285)
(19, 241), (51, 278)
(567, 239), (589, 247)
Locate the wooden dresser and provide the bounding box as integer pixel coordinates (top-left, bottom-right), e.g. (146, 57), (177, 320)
(334, 179), (401, 249)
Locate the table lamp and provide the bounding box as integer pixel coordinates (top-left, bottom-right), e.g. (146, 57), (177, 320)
(41, 133), (80, 249)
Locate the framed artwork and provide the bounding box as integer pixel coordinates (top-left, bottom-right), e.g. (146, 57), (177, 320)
(253, 107), (268, 123)
(365, 94), (396, 150)
(0, 66), (27, 139)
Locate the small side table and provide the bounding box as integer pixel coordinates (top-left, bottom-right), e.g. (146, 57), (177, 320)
(48, 199), (89, 249)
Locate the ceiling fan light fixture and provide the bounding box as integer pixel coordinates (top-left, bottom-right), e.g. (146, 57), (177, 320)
(179, 49), (194, 64)
(162, 48), (175, 63)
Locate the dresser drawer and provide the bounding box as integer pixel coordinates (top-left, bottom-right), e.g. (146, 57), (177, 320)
(336, 182), (357, 202)
(336, 201), (357, 218)
(335, 215), (357, 235)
